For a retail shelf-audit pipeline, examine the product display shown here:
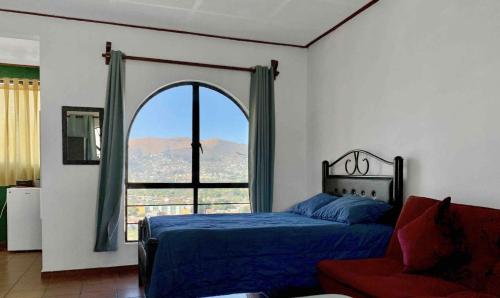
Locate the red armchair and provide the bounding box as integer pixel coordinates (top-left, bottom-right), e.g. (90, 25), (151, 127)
(317, 196), (500, 298)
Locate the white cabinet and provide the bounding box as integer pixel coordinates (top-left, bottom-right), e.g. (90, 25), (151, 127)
(7, 187), (42, 251)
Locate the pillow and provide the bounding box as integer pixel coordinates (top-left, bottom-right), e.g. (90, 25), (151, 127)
(288, 193), (338, 217)
(312, 195), (392, 224)
(397, 197), (456, 272)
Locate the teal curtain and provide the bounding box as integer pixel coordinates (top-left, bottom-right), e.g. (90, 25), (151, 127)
(249, 66), (275, 213)
(67, 115), (98, 160)
(95, 51), (125, 252)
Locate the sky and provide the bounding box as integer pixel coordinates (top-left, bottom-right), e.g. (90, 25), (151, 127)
(129, 85), (249, 144)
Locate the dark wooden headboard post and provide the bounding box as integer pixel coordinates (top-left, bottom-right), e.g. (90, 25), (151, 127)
(322, 160), (329, 193)
(393, 156), (404, 209)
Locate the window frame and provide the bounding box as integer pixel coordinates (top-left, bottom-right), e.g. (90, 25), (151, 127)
(125, 82), (250, 242)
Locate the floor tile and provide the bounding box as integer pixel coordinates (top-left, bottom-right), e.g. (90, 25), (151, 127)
(0, 251), (143, 298)
(46, 281), (82, 289)
(5, 289), (45, 298)
(81, 282), (116, 293)
(43, 285), (81, 296)
(79, 289), (117, 298)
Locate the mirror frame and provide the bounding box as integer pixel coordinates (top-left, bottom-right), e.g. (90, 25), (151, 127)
(62, 106), (104, 165)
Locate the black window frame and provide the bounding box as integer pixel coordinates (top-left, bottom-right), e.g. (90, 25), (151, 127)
(125, 82), (250, 242)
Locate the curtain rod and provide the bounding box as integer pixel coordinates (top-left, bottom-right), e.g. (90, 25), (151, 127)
(101, 42), (279, 79)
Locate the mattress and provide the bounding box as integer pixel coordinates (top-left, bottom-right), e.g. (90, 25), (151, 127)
(145, 212), (393, 298)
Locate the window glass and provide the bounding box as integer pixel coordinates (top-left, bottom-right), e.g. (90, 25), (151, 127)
(199, 87), (248, 183)
(128, 85), (192, 183)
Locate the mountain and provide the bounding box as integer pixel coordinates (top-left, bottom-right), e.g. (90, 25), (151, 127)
(129, 137), (247, 157)
(129, 137), (191, 155)
(128, 137), (248, 183)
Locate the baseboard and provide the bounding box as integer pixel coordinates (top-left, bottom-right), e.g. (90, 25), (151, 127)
(7, 249), (42, 253)
(0, 242), (6, 251)
(41, 264), (138, 278)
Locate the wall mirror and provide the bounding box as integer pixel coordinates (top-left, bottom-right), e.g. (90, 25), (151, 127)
(62, 106), (104, 165)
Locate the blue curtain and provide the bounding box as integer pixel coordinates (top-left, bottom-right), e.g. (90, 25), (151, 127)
(249, 66), (275, 213)
(95, 51), (125, 251)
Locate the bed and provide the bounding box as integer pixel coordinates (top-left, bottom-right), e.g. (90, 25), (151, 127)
(138, 150), (404, 298)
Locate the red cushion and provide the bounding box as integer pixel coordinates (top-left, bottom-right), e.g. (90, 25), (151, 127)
(386, 196), (439, 261)
(318, 258), (403, 281)
(421, 202), (500, 290)
(397, 197), (455, 272)
(450, 205), (500, 290)
(318, 258), (468, 298)
(388, 196), (500, 290)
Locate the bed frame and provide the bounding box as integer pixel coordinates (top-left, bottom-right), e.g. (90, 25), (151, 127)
(138, 149), (404, 290)
(138, 219), (157, 288)
(322, 150), (404, 208)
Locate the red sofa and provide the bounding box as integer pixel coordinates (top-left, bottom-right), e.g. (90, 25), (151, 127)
(317, 196), (500, 298)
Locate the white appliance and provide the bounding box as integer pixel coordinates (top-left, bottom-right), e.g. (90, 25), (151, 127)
(7, 187), (42, 251)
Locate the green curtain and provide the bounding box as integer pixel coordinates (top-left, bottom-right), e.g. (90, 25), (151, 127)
(249, 66), (275, 213)
(95, 51), (124, 252)
(67, 115), (98, 160)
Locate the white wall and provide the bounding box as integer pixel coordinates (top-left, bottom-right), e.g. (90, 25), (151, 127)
(0, 36), (39, 65)
(307, 0), (500, 209)
(0, 12), (308, 271)
(4, 0), (499, 272)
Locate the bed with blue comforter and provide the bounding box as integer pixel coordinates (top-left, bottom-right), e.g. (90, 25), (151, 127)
(145, 212), (393, 298)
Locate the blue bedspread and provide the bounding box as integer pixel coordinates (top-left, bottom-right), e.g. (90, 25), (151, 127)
(147, 212), (392, 298)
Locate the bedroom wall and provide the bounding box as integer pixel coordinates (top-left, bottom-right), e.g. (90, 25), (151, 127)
(0, 12), (308, 271)
(0, 36), (40, 66)
(306, 0), (500, 209)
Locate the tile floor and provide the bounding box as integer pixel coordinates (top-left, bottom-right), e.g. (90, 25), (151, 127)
(0, 251), (144, 298)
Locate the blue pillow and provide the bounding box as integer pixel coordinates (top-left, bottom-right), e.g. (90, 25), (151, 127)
(312, 195), (392, 224)
(289, 193), (339, 217)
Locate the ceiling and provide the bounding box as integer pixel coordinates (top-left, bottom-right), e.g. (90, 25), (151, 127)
(0, 0), (371, 46)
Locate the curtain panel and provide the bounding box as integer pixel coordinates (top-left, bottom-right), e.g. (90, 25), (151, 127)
(249, 66), (275, 213)
(95, 51), (125, 252)
(0, 79), (40, 186)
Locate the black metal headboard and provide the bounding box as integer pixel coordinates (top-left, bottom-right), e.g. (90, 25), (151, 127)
(322, 150), (404, 209)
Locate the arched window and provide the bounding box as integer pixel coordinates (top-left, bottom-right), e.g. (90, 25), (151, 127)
(126, 82), (249, 241)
